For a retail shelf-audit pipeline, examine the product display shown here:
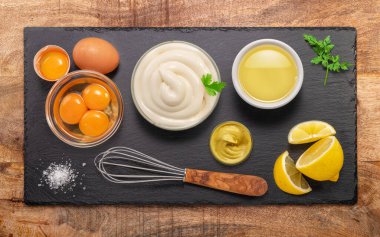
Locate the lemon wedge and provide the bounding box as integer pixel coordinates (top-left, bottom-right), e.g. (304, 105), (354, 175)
(273, 151), (312, 195)
(288, 121), (336, 144)
(296, 136), (344, 182)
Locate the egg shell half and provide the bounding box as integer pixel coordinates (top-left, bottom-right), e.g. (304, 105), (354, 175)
(73, 37), (120, 74)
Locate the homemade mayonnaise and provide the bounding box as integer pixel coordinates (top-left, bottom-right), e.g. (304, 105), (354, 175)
(132, 42), (220, 130)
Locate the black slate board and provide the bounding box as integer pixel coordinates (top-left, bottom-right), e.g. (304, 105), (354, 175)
(24, 27), (357, 205)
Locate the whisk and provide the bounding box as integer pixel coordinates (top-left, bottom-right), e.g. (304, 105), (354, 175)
(94, 147), (268, 197)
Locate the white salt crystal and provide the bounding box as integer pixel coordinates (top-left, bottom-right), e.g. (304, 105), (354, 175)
(41, 161), (77, 192)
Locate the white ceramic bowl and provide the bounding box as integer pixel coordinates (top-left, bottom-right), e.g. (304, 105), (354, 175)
(232, 39), (304, 109)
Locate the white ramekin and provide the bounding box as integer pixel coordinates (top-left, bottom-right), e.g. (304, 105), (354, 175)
(232, 39), (304, 109)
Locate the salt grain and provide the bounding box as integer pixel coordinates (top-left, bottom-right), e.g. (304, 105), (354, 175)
(41, 161), (77, 191)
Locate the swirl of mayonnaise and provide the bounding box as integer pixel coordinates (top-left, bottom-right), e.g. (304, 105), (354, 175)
(132, 42), (220, 130)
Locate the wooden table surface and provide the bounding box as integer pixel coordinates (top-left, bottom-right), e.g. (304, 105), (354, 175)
(0, 1), (379, 236)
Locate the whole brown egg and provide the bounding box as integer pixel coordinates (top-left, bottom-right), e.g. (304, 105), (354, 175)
(73, 37), (119, 74)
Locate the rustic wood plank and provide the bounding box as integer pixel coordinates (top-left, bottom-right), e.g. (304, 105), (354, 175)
(0, 0), (379, 236)
(0, 162), (23, 200)
(0, 76), (23, 163)
(357, 76), (380, 162)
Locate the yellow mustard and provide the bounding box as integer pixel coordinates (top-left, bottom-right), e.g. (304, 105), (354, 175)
(210, 121), (253, 165)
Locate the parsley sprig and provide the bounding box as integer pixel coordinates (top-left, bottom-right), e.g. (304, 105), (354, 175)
(304, 34), (352, 86)
(201, 74), (226, 96)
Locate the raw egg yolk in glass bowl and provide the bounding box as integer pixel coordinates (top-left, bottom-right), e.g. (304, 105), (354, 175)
(56, 82), (112, 138)
(59, 93), (88, 124)
(79, 110), (110, 137)
(82, 84), (111, 110)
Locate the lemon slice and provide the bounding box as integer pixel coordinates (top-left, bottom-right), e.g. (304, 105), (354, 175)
(296, 136), (344, 182)
(288, 121), (336, 144)
(273, 151), (311, 195)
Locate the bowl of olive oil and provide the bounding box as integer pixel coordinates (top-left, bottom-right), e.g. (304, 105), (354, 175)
(232, 39), (303, 109)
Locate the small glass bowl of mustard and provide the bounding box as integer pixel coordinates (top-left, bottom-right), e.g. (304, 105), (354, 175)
(34, 45), (70, 82)
(209, 121), (253, 165)
(45, 70), (123, 148)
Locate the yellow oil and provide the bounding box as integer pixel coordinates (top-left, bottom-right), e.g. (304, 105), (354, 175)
(238, 44), (298, 103)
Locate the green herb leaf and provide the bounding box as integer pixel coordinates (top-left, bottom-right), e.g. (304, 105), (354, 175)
(323, 36), (331, 46)
(303, 34), (352, 86)
(325, 44), (335, 53)
(311, 56), (322, 64)
(340, 62), (351, 70)
(201, 74), (226, 96)
(304, 34), (318, 46)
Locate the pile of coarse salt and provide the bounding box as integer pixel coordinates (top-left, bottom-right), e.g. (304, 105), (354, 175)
(41, 161), (78, 192)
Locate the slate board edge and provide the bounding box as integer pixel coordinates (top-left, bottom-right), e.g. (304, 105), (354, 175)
(23, 27), (357, 205)
(352, 29), (358, 205)
(24, 198), (356, 206)
(24, 26), (358, 34)
(23, 27), (30, 204)
(23, 27), (40, 204)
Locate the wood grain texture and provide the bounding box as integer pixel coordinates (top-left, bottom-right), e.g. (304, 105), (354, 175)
(0, 0), (379, 236)
(184, 169), (268, 196)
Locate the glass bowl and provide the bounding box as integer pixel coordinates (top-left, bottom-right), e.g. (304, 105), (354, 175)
(131, 41), (221, 131)
(45, 70), (123, 148)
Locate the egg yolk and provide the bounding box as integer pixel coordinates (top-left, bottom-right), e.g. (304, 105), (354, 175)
(82, 84), (111, 110)
(79, 110), (109, 137)
(40, 51), (69, 81)
(59, 93), (87, 124)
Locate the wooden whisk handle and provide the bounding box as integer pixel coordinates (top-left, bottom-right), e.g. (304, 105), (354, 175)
(184, 169), (268, 197)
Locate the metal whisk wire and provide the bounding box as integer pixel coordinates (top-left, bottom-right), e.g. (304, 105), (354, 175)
(94, 146), (186, 184)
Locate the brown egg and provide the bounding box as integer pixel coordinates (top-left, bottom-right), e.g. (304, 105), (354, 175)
(73, 37), (119, 74)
